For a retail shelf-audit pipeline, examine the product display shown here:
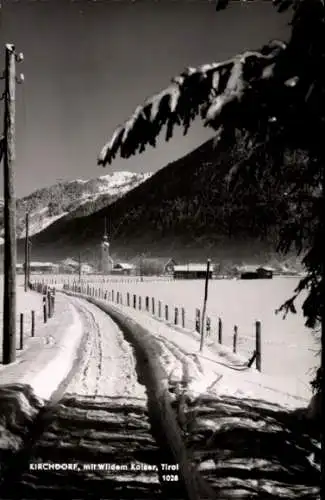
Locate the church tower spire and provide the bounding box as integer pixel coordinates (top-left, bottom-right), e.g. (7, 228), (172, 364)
(103, 216), (109, 240)
(100, 216), (113, 273)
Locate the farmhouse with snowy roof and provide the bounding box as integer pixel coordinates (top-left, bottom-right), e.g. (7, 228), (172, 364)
(173, 263), (213, 280)
(16, 262), (59, 274)
(235, 265), (274, 280)
(112, 262), (136, 276)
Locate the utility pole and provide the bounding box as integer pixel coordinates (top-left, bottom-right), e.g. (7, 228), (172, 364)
(78, 252), (82, 282)
(27, 239), (31, 285)
(199, 259), (211, 352)
(1, 44), (24, 365)
(140, 253), (144, 282)
(24, 212), (29, 292)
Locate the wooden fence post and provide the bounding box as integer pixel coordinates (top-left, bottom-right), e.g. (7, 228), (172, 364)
(165, 305), (169, 321)
(181, 308), (185, 328)
(47, 290), (52, 318)
(158, 301), (162, 318)
(233, 325), (238, 353)
(52, 289), (55, 314)
(195, 309), (201, 333)
(138, 296), (142, 310)
(152, 297), (155, 315)
(133, 294), (136, 308)
(20, 313), (24, 350)
(255, 321), (262, 371)
(31, 310), (35, 337)
(145, 296), (149, 311)
(218, 317), (223, 344)
(174, 307), (179, 325)
(206, 317), (211, 337)
(43, 296), (47, 323)
(127, 292), (130, 307)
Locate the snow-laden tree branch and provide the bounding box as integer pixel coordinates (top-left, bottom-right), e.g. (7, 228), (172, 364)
(98, 40), (288, 166)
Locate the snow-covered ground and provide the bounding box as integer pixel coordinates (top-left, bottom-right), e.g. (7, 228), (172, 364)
(0, 296), (179, 499)
(0, 292), (82, 459)
(67, 292), (321, 499)
(79, 293), (311, 410)
(46, 275), (318, 399)
(0, 287), (44, 361)
(0, 287), (320, 499)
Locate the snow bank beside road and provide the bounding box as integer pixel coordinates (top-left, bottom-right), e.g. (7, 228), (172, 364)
(0, 297), (84, 463)
(0, 384), (44, 455)
(20, 304), (83, 400)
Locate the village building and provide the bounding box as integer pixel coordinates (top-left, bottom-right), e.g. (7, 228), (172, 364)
(134, 257), (177, 276)
(257, 266), (274, 279)
(16, 262), (59, 274)
(235, 265), (274, 280)
(59, 258), (79, 274)
(112, 262), (136, 276)
(235, 265), (259, 279)
(58, 258), (95, 275)
(80, 263), (95, 274)
(173, 263), (213, 280)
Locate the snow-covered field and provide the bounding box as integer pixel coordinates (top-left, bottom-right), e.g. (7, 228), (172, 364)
(38, 274), (319, 396)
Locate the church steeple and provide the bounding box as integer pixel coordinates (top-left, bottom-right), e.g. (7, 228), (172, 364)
(103, 217), (109, 242)
(100, 216), (113, 273)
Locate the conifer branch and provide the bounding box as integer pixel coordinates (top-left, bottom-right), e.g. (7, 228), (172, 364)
(98, 40), (287, 166)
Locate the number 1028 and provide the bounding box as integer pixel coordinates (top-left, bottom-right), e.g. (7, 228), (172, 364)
(162, 474), (179, 481)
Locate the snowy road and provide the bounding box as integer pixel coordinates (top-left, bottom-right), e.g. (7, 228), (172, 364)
(1, 297), (183, 499)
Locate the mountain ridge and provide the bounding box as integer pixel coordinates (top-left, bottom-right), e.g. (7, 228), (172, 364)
(12, 137), (305, 270)
(0, 171), (152, 244)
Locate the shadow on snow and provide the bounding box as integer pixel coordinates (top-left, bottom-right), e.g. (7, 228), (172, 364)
(0, 385), (183, 499)
(173, 392), (321, 499)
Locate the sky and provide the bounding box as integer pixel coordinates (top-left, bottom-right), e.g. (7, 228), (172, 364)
(0, 0), (291, 197)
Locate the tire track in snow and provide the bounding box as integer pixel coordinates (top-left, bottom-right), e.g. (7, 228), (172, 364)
(1, 297), (184, 499)
(70, 305), (102, 396)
